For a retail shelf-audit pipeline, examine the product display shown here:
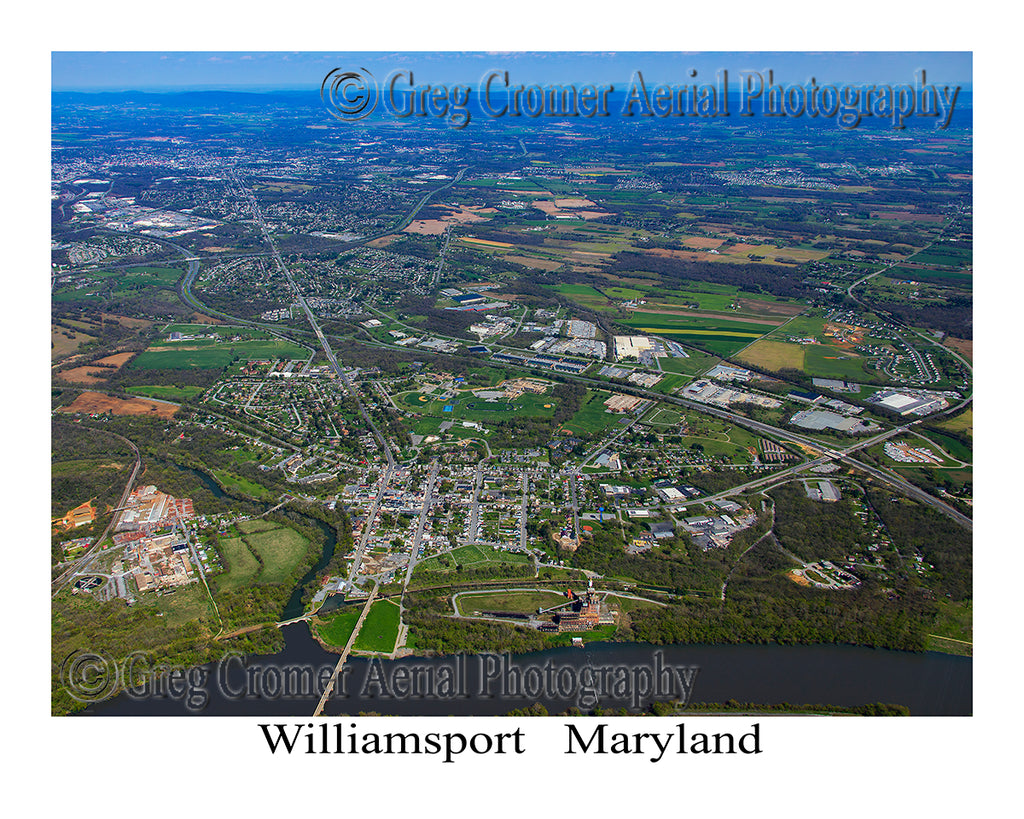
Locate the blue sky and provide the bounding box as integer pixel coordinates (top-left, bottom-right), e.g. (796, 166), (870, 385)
(52, 52), (972, 92)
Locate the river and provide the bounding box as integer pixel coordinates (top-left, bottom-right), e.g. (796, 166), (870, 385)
(83, 621), (971, 717)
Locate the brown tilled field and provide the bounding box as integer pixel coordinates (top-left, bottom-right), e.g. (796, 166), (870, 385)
(189, 312), (223, 325)
(504, 255), (563, 271)
(681, 236), (726, 249)
(58, 391), (178, 419)
(943, 336), (973, 362)
(100, 313), (153, 329)
(58, 366), (109, 385)
(59, 352), (136, 384)
(734, 297), (805, 317)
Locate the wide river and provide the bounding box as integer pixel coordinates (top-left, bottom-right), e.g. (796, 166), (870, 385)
(83, 621), (971, 716)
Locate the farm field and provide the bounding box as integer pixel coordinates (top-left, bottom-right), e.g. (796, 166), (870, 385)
(59, 352), (137, 384)
(554, 283), (617, 311)
(131, 337), (309, 370)
(802, 345), (873, 381)
(57, 390), (179, 419)
(737, 339), (806, 371)
(619, 311), (775, 356)
(51, 326), (97, 359)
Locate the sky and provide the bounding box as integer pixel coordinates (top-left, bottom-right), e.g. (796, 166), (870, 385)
(51, 51), (972, 93)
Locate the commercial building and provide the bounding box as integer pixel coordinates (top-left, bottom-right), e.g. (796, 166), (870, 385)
(613, 335), (654, 360)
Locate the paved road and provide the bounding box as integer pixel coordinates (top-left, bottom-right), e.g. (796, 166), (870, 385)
(519, 470), (529, 551)
(403, 461), (440, 588)
(463, 450), (493, 544)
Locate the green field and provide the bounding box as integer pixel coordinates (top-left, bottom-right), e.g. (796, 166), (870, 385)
(641, 407), (685, 427)
(120, 266), (183, 285)
(555, 284), (617, 311)
(315, 606), (362, 647)
(737, 339), (806, 371)
(54, 265), (184, 303)
(458, 589), (567, 614)
(654, 289), (737, 312)
(215, 522), (311, 589)
(131, 337), (310, 370)
(802, 345), (872, 381)
(930, 599), (972, 642)
(150, 583), (218, 626)
(125, 385), (206, 401)
(656, 349), (719, 375)
(601, 286), (644, 300)
(212, 469), (276, 501)
(561, 390), (627, 436)
(936, 409), (972, 436)
(352, 600), (401, 653)
(916, 430), (972, 464)
(619, 312), (774, 356)
(243, 526), (311, 581)
(216, 536), (261, 591)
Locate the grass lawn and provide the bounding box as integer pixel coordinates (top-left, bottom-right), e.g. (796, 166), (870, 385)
(151, 583), (217, 626)
(212, 469), (276, 501)
(237, 519), (280, 534)
(243, 525), (312, 582)
(641, 407), (685, 427)
(561, 390), (624, 436)
(542, 623), (618, 647)
(930, 599), (972, 642)
(417, 544), (531, 574)
(458, 590), (566, 614)
(315, 606), (362, 647)
(125, 385), (205, 401)
(352, 599), (401, 653)
(216, 537), (260, 591)
(936, 409), (972, 437)
(737, 339), (806, 371)
(802, 345), (872, 381)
